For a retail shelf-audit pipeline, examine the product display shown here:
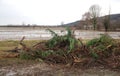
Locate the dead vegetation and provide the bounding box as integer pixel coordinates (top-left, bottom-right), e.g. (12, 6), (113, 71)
(6, 27), (120, 71)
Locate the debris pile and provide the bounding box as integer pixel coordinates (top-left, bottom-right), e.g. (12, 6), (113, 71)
(8, 27), (120, 70)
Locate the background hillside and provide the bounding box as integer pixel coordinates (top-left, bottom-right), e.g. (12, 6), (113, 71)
(64, 14), (120, 31)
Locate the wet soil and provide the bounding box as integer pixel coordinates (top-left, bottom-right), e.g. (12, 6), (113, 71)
(0, 62), (120, 76)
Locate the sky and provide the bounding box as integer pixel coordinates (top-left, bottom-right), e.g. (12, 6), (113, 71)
(0, 0), (120, 25)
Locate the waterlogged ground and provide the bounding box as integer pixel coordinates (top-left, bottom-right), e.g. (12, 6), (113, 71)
(0, 58), (119, 76)
(0, 62), (120, 76)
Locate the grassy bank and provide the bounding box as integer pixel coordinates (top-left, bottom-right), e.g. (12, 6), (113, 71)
(0, 40), (43, 59)
(0, 40), (42, 51)
(0, 40), (43, 67)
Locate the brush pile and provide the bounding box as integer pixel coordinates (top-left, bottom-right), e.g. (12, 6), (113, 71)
(10, 27), (120, 70)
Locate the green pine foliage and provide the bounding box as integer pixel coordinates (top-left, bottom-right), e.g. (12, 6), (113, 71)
(46, 27), (80, 53)
(86, 34), (114, 59)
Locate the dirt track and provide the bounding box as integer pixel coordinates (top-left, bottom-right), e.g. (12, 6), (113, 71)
(0, 62), (120, 76)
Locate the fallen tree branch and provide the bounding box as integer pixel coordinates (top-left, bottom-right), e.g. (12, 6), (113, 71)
(19, 36), (30, 52)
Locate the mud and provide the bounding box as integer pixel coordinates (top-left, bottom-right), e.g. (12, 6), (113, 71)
(0, 63), (120, 76)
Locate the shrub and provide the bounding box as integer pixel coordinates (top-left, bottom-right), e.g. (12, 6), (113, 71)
(20, 51), (35, 60)
(86, 34), (114, 59)
(46, 27), (81, 53)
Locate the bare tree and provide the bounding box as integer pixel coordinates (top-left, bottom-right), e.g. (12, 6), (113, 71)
(103, 16), (109, 31)
(82, 12), (91, 30)
(103, 12), (110, 32)
(89, 4), (101, 30)
(82, 12), (91, 21)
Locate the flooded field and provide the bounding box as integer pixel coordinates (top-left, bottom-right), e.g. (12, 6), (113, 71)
(0, 27), (120, 40)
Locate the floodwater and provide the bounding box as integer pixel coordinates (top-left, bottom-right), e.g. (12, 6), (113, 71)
(0, 27), (120, 40)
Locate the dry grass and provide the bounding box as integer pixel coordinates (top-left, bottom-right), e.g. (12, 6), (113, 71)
(0, 40), (42, 51)
(0, 40), (43, 66)
(0, 58), (39, 67)
(0, 40), (43, 59)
